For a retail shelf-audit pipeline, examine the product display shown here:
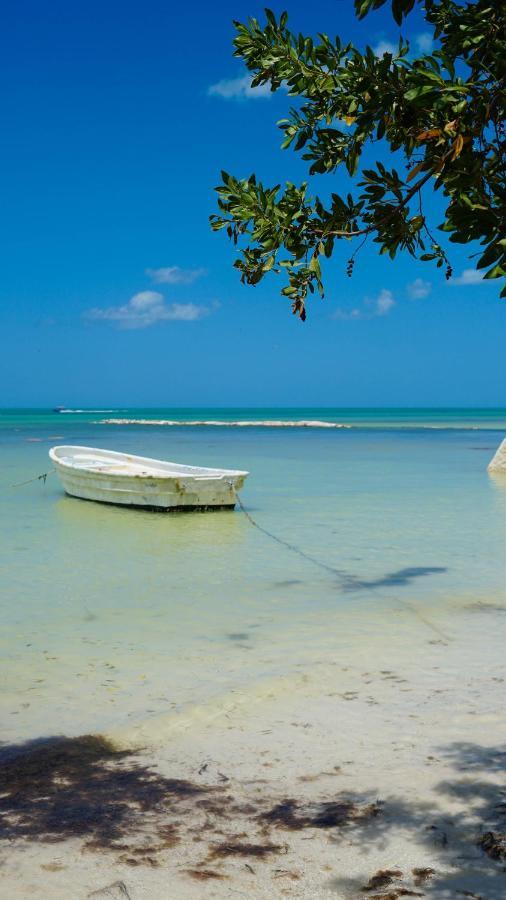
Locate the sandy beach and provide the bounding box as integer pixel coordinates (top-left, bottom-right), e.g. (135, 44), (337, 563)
(2, 591), (505, 900)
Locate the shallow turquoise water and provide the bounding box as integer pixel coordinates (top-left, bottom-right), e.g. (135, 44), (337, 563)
(1, 409), (506, 743)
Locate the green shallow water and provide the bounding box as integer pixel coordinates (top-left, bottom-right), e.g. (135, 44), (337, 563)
(1, 409), (506, 743)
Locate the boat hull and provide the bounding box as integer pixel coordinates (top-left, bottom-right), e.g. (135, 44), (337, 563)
(55, 471), (241, 509)
(49, 446), (248, 510)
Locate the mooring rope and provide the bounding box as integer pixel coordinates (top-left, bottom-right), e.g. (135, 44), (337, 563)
(6, 470), (55, 489)
(231, 484), (451, 643)
(231, 484), (353, 582)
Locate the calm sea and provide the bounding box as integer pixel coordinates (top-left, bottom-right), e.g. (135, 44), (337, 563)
(1, 408), (506, 744)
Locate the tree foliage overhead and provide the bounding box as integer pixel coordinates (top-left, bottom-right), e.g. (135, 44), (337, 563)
(210, 0), (505, 320)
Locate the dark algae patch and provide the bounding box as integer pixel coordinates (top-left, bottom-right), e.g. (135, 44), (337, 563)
(260, 797), (382, 830)
(185, 868), (227, 881)
(362, 869), (403, 891)
(209, 840), (284, 859)
(412, 867), (435, 886)
(478, 830), (506, 860)
(361, 869), (426, 897)
(365, 891), (424, 898)
(0, 734), (206, 848)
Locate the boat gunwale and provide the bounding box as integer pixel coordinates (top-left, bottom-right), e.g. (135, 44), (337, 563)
(49, 445), (249, 481)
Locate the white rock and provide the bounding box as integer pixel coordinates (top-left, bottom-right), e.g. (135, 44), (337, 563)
(488, 439), (506, 471)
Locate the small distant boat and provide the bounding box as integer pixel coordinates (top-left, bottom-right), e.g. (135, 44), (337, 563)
(53, 406), (66, 413)
(49, 445), (249, 510)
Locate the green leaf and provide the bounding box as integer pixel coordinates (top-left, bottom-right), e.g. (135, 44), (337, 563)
(477, 243), (502, 269)
(308, 255), (321, 277)
(484, 264), (505, 280)
(392, 0), (404, 26)
(404, 85), (437, 101)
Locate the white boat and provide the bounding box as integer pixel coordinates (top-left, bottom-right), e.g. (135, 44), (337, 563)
(49, 445), (249, 510)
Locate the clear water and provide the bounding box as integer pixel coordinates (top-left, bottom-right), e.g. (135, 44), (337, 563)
(1, 408), (506, 744)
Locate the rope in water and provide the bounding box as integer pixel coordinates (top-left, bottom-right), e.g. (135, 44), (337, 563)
(7, 470), (55, 489)
(231, 484), (352, 582)
(232, 484), (451, 643)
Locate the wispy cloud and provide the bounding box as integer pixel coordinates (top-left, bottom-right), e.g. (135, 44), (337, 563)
(373, 39), (398, 56)
(449, 268), (485, 286)
(414, 32), (434, 53)
(333, 288), (395, 320)
(146, 266), (206, 285)
(407, 278), (432, 299)
(85, 291), (210, 329)
(375, 289), (396, 315)
(208, 74), (272, 100)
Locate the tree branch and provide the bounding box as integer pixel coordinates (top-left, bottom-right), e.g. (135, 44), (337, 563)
(318, 160), (448, 238)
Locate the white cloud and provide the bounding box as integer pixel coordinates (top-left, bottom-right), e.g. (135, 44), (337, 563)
(415, 32), (434, 53)
(85, 291), (210, 329)
(375, 289), (395, 315)
(146, 266), (206, 285)
(449, 268), (485, 286)
(208, 74), (272, 100)
(407, 278), (432, 299)
(373, 39), (397, 56)
(333, 307), (365, 321)
(333, 288), (395, 320)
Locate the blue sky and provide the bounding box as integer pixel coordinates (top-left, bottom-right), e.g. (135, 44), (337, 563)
(1, 0), (503, 407)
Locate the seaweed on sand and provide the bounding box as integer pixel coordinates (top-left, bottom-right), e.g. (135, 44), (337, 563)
(365, 893), (423, 899)
(412, 868), (435, 886)
(259, 797), (382, 831)
(361, 868), (424, 897)
(0, 734), (207, 848)
(478, 830), (506, 861)
(185, 869), (227, 880)
(208, 840), (285, 859)
(362, 869), (403, 891)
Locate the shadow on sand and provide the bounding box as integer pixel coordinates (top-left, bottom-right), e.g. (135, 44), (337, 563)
(0, 735), (205, 851)
(0, 735), (504, 895)
(329, 741), (506, 898)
